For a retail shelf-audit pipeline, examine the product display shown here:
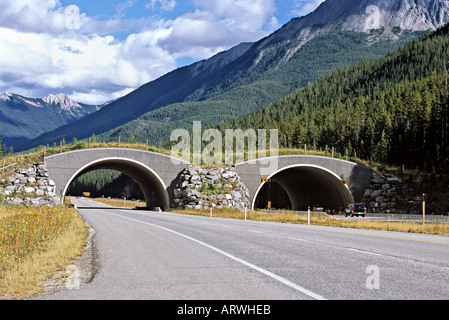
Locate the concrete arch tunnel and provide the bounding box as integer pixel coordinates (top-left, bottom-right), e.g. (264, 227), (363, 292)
(252, 165), (355, 211)
(46, 150), (374, 212)
(235, 156), (374, 211)
(45, 149), (190, 211)
(63, 158), (170, 210)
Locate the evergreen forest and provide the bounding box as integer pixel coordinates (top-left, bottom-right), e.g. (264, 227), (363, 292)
(216, 24), (449, 173)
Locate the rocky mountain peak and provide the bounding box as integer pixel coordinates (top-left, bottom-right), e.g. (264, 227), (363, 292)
(295, 0), (449, 35)
(0, 92), (13, 102)
(255, 0), (449, 64)
(42, 93), (81, 111)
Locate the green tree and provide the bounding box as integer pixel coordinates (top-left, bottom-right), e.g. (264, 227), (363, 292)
(132, 132), (139, 144)
(374, 130), (390, 163)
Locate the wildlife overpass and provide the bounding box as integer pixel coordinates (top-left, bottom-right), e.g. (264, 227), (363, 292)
(45, 149), (373, 211)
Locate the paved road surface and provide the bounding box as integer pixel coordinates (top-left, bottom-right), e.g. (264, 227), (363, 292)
(39, 198), (449, 300)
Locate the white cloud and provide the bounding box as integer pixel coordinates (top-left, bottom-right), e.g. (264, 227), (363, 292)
(0, 25), (177, 104)
(158, 0), (277, 60)
(0, 0), (278, 104)
(292, 0), (325, 17)
(147, 0), (177, 11)
(192, 0), (276, 31)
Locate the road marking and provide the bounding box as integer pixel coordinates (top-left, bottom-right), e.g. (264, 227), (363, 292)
(248, 229), (262, 234)
(102, 210), (327, 301)
(346, 248), (382, 257)
(287, 237), (307, 242)
(254, 221), (449, 246)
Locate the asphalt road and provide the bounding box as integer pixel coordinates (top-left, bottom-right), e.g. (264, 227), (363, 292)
(39, 198), (449, 300)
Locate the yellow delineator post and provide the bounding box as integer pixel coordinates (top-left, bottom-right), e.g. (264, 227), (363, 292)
(422, 193), (426, 225)
(308, 207), (311, 226)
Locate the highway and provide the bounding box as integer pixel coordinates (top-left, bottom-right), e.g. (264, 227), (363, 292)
(40, 198), (449, 300)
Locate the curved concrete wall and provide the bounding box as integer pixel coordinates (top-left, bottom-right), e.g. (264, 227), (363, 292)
(235, 155), (374, 210)
(45, 148), (190, 210)
(46, 150), (373, 211)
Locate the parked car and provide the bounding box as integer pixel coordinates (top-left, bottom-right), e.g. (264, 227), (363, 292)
(345, 203), (366, 217)
(313, 204), (324, 212)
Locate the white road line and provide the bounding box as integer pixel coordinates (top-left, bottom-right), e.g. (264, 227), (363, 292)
(287, 237), (307, 242)
(248, 229), (262, 234)
(346, 248), (382, 257)
(102, 210), (327, 301)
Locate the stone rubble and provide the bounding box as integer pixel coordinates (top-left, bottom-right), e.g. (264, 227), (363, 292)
(361, 173), (422, 214)
(1, 162), (61, 206)
(173, 165), (250, 211)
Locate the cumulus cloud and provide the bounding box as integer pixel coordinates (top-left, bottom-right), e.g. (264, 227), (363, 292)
(0, 26), (177, 104)
(0, 0), (278, 104)
(147, 0), (177, 11)
(292, 0), (325, 17)
(158, 0), (277, 60)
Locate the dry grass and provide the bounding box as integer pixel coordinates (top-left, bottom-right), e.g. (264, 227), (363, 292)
(89, 197), (146, 209)
(172, 208), (449, 236)
(0, 205), (88, 300)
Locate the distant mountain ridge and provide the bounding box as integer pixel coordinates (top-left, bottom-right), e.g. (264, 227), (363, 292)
(0, 92), (102, 149)
(18, 0), (449, 151)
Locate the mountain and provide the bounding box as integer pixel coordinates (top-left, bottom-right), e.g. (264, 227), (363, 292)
(216, 22), (449, 171)
(0, 93), (102, 149)
(19, 0), (449, 150)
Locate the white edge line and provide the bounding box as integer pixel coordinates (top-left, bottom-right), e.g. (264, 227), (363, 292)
(346, 248), (382, 257)
(287, 237), (307, 242)
(100, 210), (327, 301)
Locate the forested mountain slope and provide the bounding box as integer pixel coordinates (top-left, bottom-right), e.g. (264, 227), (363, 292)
(19, 0), (449, 150)
(215, 24), (449, 172)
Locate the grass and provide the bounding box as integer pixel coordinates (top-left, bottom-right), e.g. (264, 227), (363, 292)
(170, 208), (449, 237)
(0, 204), (88, 300)
(88, 197), (146, 209)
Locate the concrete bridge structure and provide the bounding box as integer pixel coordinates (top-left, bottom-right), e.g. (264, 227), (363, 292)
(45, 149), (374, 211)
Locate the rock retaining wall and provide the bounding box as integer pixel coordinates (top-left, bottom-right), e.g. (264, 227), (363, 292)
(361, 173), (422, 214)
(1, 162), (61, 206)
(173, 165), (250, 211)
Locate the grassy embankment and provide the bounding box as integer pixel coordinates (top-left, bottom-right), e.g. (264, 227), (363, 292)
(0, 204), (88, 300)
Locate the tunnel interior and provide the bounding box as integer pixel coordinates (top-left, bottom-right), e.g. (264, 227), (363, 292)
(254, 166), (354, 212)
(64, 159), (170, 211)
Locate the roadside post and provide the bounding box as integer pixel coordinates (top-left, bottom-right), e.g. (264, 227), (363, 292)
(422, 193), (426, 225)
(308, 207), (311, 226)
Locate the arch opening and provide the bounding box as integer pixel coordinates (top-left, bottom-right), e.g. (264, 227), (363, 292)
(63, 158), (170, 211)
(67, 169), (145, 201)
(253, 165), (354, 212)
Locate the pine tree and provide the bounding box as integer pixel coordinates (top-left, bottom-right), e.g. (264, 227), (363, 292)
(374, 130), (390, 163)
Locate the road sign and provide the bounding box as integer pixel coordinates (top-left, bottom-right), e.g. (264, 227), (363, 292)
(262, 178), (269, 182)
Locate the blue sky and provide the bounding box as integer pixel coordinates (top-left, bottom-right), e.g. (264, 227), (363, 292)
(0, 0), (325, 104)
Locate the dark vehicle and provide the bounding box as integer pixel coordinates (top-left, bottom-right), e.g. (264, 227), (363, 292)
(345, 203), (366, 217)
(313, 204), (324, 212)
